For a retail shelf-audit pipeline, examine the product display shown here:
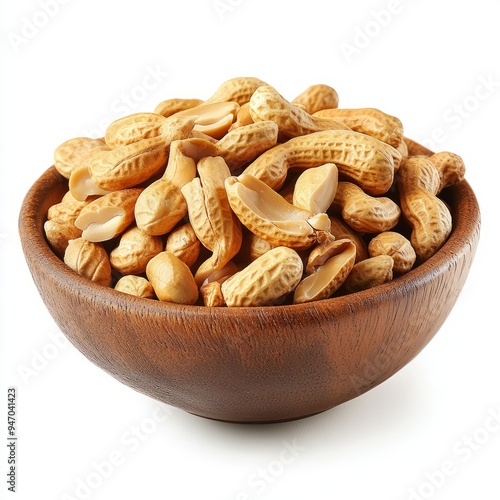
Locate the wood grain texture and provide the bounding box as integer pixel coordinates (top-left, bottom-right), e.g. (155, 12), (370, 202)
(18, 140), (481, 423)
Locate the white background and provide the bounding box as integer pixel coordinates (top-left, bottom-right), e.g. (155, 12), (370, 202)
(1, 1), (499, 499)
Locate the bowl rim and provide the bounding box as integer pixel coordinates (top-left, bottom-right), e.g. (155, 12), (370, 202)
(18, 141), (481, 321)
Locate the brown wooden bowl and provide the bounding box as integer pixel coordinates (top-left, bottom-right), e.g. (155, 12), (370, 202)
(18, 141), (481, 423)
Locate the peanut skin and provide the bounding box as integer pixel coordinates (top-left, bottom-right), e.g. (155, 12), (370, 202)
(64, 238), (112, 287)
(332, 182), (401, 233)
(329, 215), (369, 262)
(216, 121), (279, 170)
(188, 156), (243, 285)
(244, 130), (400, 195)
(221, 246), (303, 307)
(225, 174), (323, 251)
(54, 137), (109, 179)
(204, 76), (267, 105)
(75, 188), (143, 242)
(368, 231), (416, 274)
(115, 275), (156, 299)
(44, 198), (87, 256)
(88, 117), (195, 191)
(342, 255), (394, 294)
(154, 98), (204, 118)
(165, 223), (201, 268)
(428, 151), (466, 192)
(110, 227), (163, 275)
(397, 156), (452, 261)
(292, 84), (339, 114)
(44, 76), (468, 307)
(249, 85), (350, 140)
(294, 239), (356, 303)
(313, 108), (404, 149)
(105, 112), (167, 148)
(146, 252), (199, 304)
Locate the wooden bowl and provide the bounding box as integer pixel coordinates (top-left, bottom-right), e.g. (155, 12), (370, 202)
(18, 141), (480, 423)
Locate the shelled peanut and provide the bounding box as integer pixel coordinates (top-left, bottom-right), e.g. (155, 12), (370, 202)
(45, 77), (466, 306)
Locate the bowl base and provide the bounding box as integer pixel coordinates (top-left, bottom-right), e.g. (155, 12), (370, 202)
(187, 408), (328, 425)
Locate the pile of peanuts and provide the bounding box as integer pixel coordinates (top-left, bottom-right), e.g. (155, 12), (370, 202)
(44, 77), (466, 306)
